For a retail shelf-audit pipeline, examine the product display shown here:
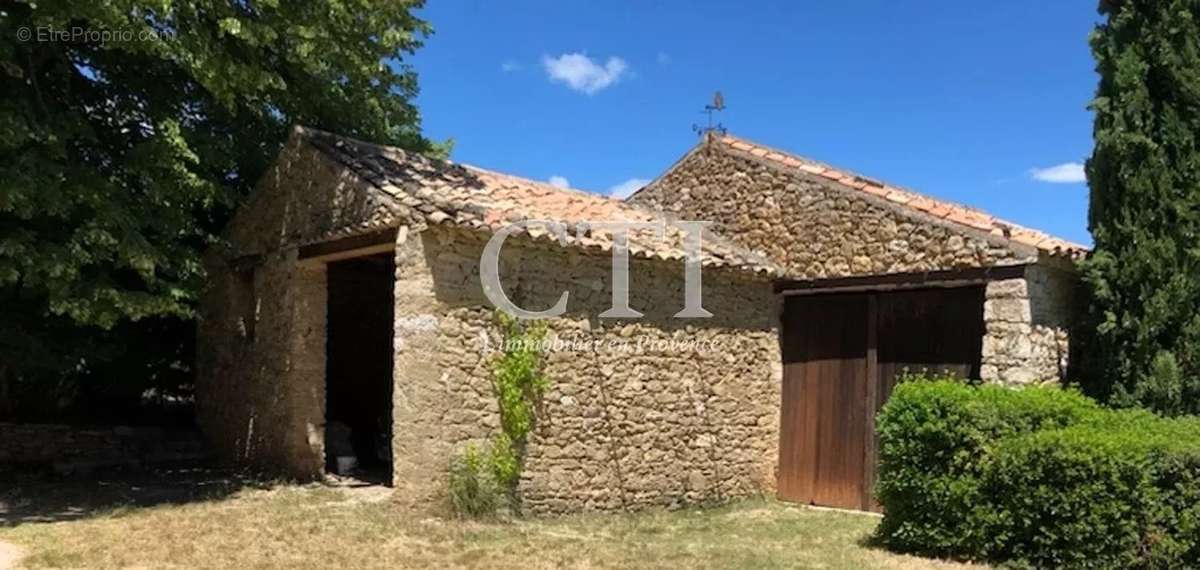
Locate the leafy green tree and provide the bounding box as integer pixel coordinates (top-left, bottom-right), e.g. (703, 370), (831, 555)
(1080, 0), (1200, 415)
(0, 0), (437, 419)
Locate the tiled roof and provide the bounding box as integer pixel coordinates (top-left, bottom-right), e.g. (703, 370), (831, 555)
(713, 134), (1088, 258)
(296, 127), (782, 275)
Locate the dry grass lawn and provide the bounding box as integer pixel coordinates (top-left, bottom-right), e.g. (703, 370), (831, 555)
(1, 482), (979, 569)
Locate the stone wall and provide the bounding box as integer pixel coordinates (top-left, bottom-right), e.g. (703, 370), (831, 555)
(392, 225), (781, 514)
(195, 133), (378, 478)
(223, 130), (408, 257)
(982, 263), (1078, 385)
(0, 423), (205, 473)
(630, 144), (1035, 279)
(633, 140), (1080, 384)
(198, 133), (781, 507)
(195, 249), (327, 478)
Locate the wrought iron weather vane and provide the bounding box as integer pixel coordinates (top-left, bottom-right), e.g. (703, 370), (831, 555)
(693, 91), (727, 137)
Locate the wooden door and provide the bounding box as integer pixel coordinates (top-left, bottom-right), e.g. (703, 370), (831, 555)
(778, 294), (869, 509)
(874, 287), (984, 416)
(778, 286), (984, 511)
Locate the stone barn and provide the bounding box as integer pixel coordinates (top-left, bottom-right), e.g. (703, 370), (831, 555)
(196, 127), (1085, 513)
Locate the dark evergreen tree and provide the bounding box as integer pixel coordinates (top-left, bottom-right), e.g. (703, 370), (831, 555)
(1080, 0), (1200, 415)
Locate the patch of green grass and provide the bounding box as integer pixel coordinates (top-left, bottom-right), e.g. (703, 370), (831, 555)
(1, 486), (981, 569)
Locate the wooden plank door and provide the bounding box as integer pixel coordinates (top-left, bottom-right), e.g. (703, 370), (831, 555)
(778, 286), (985, 512)
(873, 287), (984, 417)
(778, 294), (869, 510)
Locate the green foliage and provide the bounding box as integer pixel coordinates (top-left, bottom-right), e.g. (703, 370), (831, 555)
(979, 417), (1200, 568)
(1079, 0), (1200, 415)
(0, 0), (437, 415)
(448, 312), (550, 517)
(1133, 350), (1188, 417)
(876, 378), (1200, 568)
(487, 431), (520, 491)
(874, 376), (1102, 556)
(488, 312), (550, 491)
(447, 443), (503, 519)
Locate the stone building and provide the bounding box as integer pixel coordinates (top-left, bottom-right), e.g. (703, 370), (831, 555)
(629, 134), (1083, 387)
(196, 127), (1085, 513)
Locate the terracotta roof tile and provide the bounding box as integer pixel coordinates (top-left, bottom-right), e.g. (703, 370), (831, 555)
(712, 133), (1088, 258)
(946, 209), (995, 231)
(926, 203), (953, 218)
(296, 127), (782, 275)
(885, 190), (912, 204)
(906, 195), (937, 213)
(860, 182), (889, 197)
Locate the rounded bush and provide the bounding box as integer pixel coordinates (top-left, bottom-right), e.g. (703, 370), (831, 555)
(875, 378), (1200, 568)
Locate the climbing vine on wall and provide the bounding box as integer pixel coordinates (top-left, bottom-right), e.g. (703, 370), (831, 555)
(488, 311), (550, 495)
(448, 311), (550, 516)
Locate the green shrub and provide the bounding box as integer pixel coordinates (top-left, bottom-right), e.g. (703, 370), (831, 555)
(448, 443), (504, 518)
(875, 378), (1200, 568)
(875, 377), (1102, 556)
(978, 416), (1200, 567)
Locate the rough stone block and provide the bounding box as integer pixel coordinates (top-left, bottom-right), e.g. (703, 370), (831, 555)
(986, 278), (1028, 299)
(1000, 366), (1039, 385)
(984, 298), (1032, 323)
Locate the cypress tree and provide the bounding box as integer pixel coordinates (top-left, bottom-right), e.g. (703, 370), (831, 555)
(1081, 0), (1200, 415)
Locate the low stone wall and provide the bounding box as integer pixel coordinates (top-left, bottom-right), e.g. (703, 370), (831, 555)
(0, 423), (206, 473)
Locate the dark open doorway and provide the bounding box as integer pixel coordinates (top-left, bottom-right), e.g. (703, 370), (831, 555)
(325, 253), (394, 485)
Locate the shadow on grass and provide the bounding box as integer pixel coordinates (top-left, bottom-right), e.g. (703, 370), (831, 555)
(0, 463), (272, 527)
(858, 527), (888, 550)
(856, 526), (985, 568)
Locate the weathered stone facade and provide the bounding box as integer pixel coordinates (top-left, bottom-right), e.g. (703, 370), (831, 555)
(391, 226), (780, 513)
(197, 130), (781, 512)
(196, 136), (369, 477)
(196, 246), (327, 478)
(982, 263), (1077, 385)
(197, 127), (1084, 517)
(630, 144), (1032, 279)
(631, 138), (1081, 385)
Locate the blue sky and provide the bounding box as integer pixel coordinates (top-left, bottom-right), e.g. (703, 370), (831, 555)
(410, 2), (1100, 245)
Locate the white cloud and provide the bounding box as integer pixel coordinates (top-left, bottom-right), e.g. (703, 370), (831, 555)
(500, 60), (521, 72)
(1029, 162), (1086, 184)
(542, 52), (628, 94)
(607, 178), (650, 199)
(656, 52), (671, 65)
(548, 175), (571, 189)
